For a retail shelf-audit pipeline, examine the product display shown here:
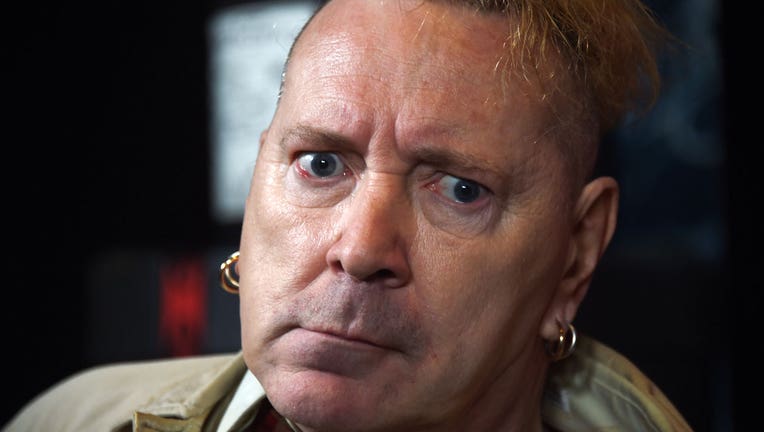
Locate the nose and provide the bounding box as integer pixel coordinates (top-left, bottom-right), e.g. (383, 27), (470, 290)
(326, 175), (412, 287)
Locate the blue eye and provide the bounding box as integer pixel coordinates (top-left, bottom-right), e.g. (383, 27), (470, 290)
(296, 152), (345, 178)
(437, 175), (484, 203)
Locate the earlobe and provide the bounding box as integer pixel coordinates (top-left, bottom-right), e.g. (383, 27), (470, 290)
(540, 176), (619, 340)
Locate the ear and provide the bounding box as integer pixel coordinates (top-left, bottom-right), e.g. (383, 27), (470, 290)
(540, 176), (619, 339)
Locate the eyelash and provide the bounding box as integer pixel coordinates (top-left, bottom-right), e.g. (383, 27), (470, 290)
(425, 173), (491, 207)
(294, 152), (350, 179)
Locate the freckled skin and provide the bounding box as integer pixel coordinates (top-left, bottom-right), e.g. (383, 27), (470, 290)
(236, 1), (619, 431)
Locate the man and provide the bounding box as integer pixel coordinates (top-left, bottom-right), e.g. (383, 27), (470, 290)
(4, 0), (692, 431)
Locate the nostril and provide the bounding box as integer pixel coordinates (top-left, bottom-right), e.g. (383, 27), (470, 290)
(372, 269), (395, 280)
(330, 260), (345, 274)
(369, 268), (408, 288)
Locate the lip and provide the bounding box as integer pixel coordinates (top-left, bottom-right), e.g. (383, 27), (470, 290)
(277, 327), (394, 375)
(300, 326), (388, 350)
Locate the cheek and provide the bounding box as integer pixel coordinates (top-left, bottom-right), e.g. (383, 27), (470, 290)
(243, 162), (336, 271)
(238, 162), (341, 327)
(411, 216), (565, 356)
(390, 228), (550, 409)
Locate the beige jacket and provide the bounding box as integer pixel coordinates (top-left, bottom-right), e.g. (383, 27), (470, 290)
(3, 335), (693, 432)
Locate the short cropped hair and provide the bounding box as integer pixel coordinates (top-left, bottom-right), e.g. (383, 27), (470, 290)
(460, 0), (671, 135)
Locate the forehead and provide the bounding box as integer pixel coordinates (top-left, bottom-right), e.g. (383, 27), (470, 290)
(278, 0), (571, 178)
(308, 0), (510, 61)
(299, 2), (551, 114)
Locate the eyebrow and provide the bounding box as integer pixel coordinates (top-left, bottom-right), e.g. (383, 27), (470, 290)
(415, 145), (500, 172)
(429, 147), (546, 208)
(279, 125), (357, 152)
(278, 124), (518, 189)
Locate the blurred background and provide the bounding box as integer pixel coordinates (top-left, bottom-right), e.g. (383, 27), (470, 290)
(5, 0), (759, 430)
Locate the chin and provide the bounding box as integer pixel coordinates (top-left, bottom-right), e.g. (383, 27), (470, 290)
(265, 369), (401, 432)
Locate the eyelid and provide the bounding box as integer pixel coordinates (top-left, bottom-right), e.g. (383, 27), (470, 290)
(426, 173), (491, 205)
(417, 171), (497, 237)
(295, 152), (349, 179)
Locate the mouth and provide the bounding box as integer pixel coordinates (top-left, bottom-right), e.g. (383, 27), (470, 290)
(275, 326), (396, 375)
(299, 326), (389, 350)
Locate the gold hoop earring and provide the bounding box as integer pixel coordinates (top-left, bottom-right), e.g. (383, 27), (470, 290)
(545, 321), (576, 361)
(219, 251), (240, 294)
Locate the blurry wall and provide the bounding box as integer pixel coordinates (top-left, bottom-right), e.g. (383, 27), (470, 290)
(5, 0), (759, 430)
(576, 0), (729, 429)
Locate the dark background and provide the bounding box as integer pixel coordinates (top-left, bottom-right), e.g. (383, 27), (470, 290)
(5, 0), (759, 430)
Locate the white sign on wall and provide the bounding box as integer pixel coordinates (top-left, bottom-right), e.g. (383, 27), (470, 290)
(208, 0), (319, 224)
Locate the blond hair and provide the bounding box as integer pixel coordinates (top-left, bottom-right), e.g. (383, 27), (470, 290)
(452, 0), (673, 135)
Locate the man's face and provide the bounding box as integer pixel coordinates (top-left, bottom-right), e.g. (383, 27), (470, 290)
(239, 0), (578, 430)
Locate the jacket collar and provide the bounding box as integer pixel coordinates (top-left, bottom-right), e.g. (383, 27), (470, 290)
(131, 336), (691, 432)
(133, 352), (250, 432)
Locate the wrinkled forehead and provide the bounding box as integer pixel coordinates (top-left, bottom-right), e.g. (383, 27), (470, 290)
(280, 0), (594, 187)
(308, 0), (510, 52)
(290, 0), (545, 97)
(290, 1), (577, 128)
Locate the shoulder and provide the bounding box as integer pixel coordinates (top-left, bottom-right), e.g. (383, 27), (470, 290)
(3, 353), (242, 432)
(543, 335), (692, 431)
